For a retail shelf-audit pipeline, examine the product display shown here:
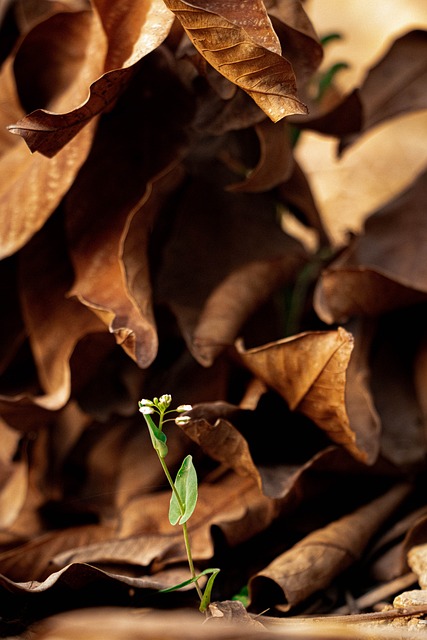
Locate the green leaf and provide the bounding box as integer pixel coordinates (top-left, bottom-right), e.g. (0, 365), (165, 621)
(144, 413), (168, 458)
(199, 568), (220, 612)
(158, 567), (219, 594)
(169, 455), (198, 525)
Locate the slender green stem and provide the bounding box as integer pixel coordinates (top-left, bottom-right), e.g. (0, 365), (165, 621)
(159, 455), (184, 511)
(157, 453), (203, 601)
(182, 522), (203, 601)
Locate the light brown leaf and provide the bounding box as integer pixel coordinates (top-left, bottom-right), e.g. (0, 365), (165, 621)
(0, 421), (28, 529)
(163, 0), (308, 122)
(237, 328), (376, 463)
(314, 169), (427, 325)
(0, 524), (115, 581)
(250, 483), (411, 610)
(0, 59), (98, 259)
(7, 0), (175, 156)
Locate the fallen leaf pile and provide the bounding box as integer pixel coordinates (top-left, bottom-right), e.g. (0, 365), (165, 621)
(1, 0), (427, 637)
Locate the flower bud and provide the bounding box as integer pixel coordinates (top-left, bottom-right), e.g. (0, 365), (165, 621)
(176, 404), (193, 413)
(159, 394), (172, 409)
(175, 415), (192, 426)
(139, 398), (154, 407)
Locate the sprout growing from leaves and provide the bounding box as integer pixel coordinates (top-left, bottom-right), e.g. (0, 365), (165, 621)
(138, 395), (219, 612)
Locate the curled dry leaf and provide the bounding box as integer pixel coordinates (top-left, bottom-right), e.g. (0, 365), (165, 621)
(0, 524), (115, 582)
(18, 216), (106, 411)
(339, 29), (427, 153)
(343, 319), (381, 464)
(237, 328), (379, 463)
(65, 50), (191, 368)
(0, 57), (98, 259)
(7, 0), (175, 156)
(0, 420), (27, 530)
(298, 30), (427, 153)
(163, 0), (308, 121)
(250, 483), (411, 611)
(314, 170), (427, 325)
(227, 118), (294, 192)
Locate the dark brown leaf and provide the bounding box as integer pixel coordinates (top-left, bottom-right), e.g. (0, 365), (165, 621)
(314, 170), (427, 325)
(156, 172), (307, 365)
(266, 0), (323, 85)
(298, 31), (427, 153)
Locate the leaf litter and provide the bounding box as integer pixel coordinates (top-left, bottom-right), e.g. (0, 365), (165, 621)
(0, 0), (427, 638)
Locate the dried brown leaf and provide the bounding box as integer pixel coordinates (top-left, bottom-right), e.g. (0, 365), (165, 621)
(250, 483), (411, 610)
(18, 216), (106, 410)
(344, 319), (381, 464)
(177, 402), (262, 487)
(0, 458), (27, 530)
(0, 524), (114, 581)
(164, 0), (308, 121)
(7, 0), (175, 156)
(369, 308), (427, 469)
(237, 328), (377, 463)
(266, 0), (323, 85)
(314, 170), (427, 325)
(0, 59), (98, 259)
(340, 29), (427, 152)
(44, 474), (274, 576)
(65, 52), (191, 368)
(299, 30), (427, 153)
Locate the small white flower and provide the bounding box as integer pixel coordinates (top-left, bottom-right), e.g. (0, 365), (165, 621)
(139, 406), (154, 415)
(175, 415), (192, 426)
(176, 404), (193, 413)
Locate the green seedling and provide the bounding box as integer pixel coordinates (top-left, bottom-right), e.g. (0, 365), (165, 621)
(138, 394), (219, 612)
